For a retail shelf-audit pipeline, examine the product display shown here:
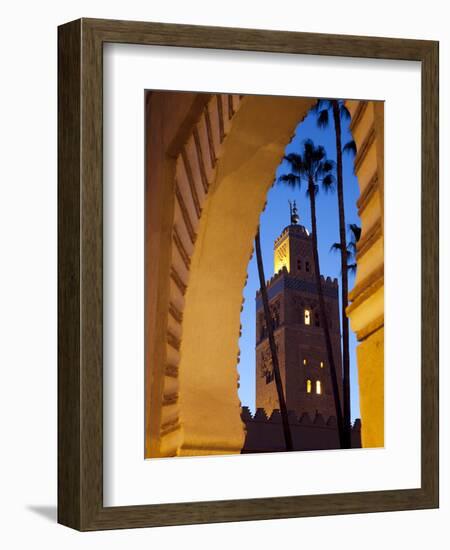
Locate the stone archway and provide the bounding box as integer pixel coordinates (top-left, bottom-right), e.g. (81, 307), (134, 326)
(145, 91), (384, 457)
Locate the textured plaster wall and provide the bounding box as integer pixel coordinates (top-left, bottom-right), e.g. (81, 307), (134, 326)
(178, 95), (315, 454)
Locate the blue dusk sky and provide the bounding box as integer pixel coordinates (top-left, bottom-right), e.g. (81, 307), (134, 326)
(237, 104), (362, 421)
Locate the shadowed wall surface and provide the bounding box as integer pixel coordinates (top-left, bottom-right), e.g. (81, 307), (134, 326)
(241, 407), (361, 453)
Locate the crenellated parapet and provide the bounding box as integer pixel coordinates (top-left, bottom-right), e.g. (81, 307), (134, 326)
(241, 406), (361, 452)
(256, 271), (337, 296)
(320, 275), (338, 288)
(242, 406), (360, 429)
(274, 224), (311, 248)
(256, 271), (338, 308)
(255, 266), (288, 297)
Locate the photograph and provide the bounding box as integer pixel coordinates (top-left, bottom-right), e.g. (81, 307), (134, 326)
(145, 92), (384, 458)
(0, 0), (442, 541)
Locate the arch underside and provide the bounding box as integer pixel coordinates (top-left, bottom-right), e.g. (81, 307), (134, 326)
(145, 92), (384, 457)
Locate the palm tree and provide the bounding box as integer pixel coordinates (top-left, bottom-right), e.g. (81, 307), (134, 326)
(254, 228), (293, 451)
(330, 223), (361, 273)
(279, 139), (345, 449)
(347, 223), (362, 274)
(332, 223), (362, 274)
(314, 99), (357, 448)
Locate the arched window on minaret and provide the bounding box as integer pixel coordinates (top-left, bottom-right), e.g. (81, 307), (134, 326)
(306, 379), (312, 393)
(316, 380), (322, 395)
(273, 310), (279, 328)
(314, 310), (320, 327)
(304, 309), (311, 325)
(259, 318), (266, 340)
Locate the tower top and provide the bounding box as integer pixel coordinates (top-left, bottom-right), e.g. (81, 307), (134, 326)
(289, 200), (299, 225)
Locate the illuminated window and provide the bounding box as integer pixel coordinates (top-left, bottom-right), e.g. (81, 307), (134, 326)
(303, 358), (307, 366)
(306, 379), (312, 393)
(316, 380), (322, 394)
(320, 361), (324, 368)
(304, 309), (311, 325)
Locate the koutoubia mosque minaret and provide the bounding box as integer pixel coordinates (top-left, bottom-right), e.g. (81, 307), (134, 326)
(255, 202), (343, 420)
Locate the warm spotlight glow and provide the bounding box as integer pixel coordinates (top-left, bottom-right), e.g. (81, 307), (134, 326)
(304, 309), (311, 325)
(274, 240), (290, 273)
(316, 380), (322, 394)
(306, 379), (312, 393)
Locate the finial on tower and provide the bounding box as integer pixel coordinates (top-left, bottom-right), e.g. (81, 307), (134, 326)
(289, 200), (299, 225)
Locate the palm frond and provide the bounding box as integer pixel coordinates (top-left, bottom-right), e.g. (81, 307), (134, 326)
(278, 173), (300, 189)
(282, 138), (335, 201)
(317, 109), (329, 128)
(321, 173), (335, 192)
(284, 152), (302, 164)
(348, 223), (362, 242)
(313, 144), (326, 161)
(330, 242), (341, 253)
(347, 263), (357, 274)
(311, 100), (322, 114)
(347, 241), (357, 257)
(340, 104), (351, 121)
(283, 153), (304, 173)
(321, 159), (335, 173)
(313, 97), (331, 113)
(303, 139), (315, 159)
(343, 140), (357, 156)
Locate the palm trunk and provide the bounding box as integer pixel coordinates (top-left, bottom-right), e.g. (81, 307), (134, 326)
(332, 100), (351, 449)
(308, 177), (345, 448)
(255, 228), (293, 451)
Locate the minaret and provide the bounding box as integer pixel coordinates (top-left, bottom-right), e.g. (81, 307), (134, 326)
(255, 203), (343, 419)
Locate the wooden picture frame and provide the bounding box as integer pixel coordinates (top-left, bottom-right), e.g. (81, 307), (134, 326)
(58, 18), (439, 531)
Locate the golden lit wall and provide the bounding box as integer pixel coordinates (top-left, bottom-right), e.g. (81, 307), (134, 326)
(274, 234), (290, 273)
(346, 100), (385, 448)
(145, 92), (315, 456)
